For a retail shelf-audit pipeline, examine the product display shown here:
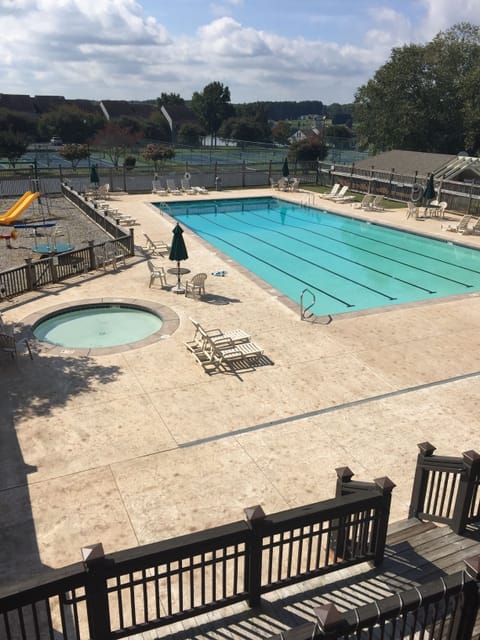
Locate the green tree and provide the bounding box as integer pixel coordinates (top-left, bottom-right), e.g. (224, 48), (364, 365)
(0, 130), (29, 166)
(0, 109), (37, 140)
(142, 143), (175, 171)
(92, 123), (142, 168)
(177, 123), (204, 146)
(38, 106), (102, 144)
(271, 121), (292, 145)
(143, 112), (171, 141)
(191, 81), (234, 146)
(58, 143), (90, 169)
(157, 93), (185, 107)
(289, 135), (328, 165)
(354, 22), (480, 155)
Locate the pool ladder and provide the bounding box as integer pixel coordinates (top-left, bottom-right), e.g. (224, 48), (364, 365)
(300, 288), (315, 321)
(300, 192), (315, 207)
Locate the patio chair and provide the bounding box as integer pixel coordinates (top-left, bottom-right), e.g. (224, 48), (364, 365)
(352, 194), (374, 210)
(152, 179), (168, 195)
(0, 332), (33, 360)
(166, 179), (182, 195)
(180, 178), (196, 195)
(441, 215), (472, 233)
(321, 183), (340, 199)
(370, 195), (384, 211)
(184, 273), (207, 298)
(406, 201), (419, 219)
(147, 260), (168, 288)
(189, 318), (250, 349)
(288, 178), (300, 191)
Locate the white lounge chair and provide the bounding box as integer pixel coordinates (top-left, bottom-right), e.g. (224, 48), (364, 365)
(332, 186), (355, 202)
(188, 318), (250, 349)
(441, 215), (472, 233)
(461, 217), (480, 235)
(352, 194), (374, 210)
(152, 179), (168, 195)
(321, 184), (340, 200)
(143, 233), (169, 256)
(181, 178), (196, 194)
(166, 179), (182, 195)
(370, 195), (384, 211)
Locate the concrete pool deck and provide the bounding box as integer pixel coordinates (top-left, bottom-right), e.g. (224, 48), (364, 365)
(2, 187), (480, 591)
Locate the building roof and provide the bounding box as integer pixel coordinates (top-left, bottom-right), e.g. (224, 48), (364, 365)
(355, 150), (456, 178)
(33, 95), (67, 113)
(0, 94), (37, 115)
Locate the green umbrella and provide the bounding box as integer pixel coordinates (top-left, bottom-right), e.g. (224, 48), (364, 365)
(169, 223), (189, 291)
(90, 164), (99, 186)
(282, 157), (290, 178)
(424, 174), (435, 201)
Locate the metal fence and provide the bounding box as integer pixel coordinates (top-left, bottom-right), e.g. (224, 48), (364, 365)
(408, 442), (480, 534)
(0, 473), (394, 640)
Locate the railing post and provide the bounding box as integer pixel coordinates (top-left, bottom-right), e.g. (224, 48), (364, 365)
(450, 556), (480, 639)
(81, 543), (111, 640)
(88, 240), (97, 270)
(314, 604), (347, 639)
(24, 258), (35, 291)
(408, 442), (436, 519)
(335, 466), (354, 498)
(244, 504), (266, 608)
(372, 476), (395, 566)
(451, 450), (480, 534)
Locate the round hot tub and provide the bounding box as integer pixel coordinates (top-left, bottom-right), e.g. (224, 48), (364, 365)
(27, 299), (179, 354)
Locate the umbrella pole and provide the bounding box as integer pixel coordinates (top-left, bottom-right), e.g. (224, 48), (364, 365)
(177, 260), (181, 288)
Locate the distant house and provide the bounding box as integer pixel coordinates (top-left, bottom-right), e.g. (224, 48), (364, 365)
(159, 104), (200, 142)
(0, 94), (37, 115)
(288, 127), (321, 144)
(355, 149), (480, 183)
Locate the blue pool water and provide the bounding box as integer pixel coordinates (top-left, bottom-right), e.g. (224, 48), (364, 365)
(34, 304), (163, 348)
(158, 197), (480, 316)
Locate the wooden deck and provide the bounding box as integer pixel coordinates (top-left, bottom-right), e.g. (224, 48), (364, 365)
(143, 518), (480, 640)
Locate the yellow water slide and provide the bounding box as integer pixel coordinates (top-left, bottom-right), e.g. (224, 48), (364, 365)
(0, 192), (41, 226)
(0, 191), (32, 222)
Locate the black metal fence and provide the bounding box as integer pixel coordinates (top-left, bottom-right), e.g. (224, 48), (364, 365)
(408, 442), (480, 534)
(268, 556), (480, 640)
(0, 473), (394, 640)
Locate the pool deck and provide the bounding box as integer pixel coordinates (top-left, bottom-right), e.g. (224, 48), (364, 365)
(2, 187), (480, 598)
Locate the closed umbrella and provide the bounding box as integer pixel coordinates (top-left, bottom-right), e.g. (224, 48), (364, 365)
(169, 223), (189, 293)
(424, 174), (435, 201)
(282, 157), (290, 178)
(90, 164), (99, 187)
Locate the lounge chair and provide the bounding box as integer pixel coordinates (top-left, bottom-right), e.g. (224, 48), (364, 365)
(188, 318), (250, 349)
(194, 186), (208, 194)
(143, 233), (169, 256)
(352, 194), (374, 210)
(166, 179), (182, 195)
(461, 217), (480, 235)
(288, 178), (300, 192)
(370, 195), (384, 211)
(147, 260), (168, 288)
(441, 215), (472, 233)
(321, 184), (340, 199)
(180, 178), (196, 195)
(332, 186), (355, 202)
(185, 330), (263, 370)
(277, 177), (289, 191)
(152, 179), (168, 195)
(184, 273), (207, 298)
(0, 332), (33, 360)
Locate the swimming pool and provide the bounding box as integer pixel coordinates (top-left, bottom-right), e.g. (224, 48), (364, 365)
(159, 197), (480, 316)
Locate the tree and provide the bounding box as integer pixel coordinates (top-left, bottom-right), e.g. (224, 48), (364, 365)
(91, 124), (142, 168)
(191, 82), (234, 146)
(158, 93), (185, 107)
(354, 23), (480, 155)
(142, 144), (175, 171)
(38, 106), (103, 144)
(177, 123), (204, 146)
(289, 135), (328, 165)
(0, 130), (29, 167)
(58, 144), (90, 169)
(0, 109), (37, 140)
(271, 121), (292, 145)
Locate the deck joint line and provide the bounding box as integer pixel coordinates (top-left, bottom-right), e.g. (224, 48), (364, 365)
(179, 369), (480, 449)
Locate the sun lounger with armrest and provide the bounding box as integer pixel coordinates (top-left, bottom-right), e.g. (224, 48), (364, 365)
(441, 215), (472, 233)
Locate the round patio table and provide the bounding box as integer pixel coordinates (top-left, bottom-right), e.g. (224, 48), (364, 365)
(32, 242), (75, 255)
(167, 267), (190, 294)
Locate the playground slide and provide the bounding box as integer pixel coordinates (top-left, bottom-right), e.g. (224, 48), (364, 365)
(0, 191), (32, 222)
(0, 192), (40, 226)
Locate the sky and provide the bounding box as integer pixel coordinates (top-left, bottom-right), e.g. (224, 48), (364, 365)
(1, 0), (479, 105)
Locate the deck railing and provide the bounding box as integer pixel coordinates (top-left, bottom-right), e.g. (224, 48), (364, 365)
(0, 472), (394, 640)
(267, 555), (480, 640)
(408, 442), (480, 533)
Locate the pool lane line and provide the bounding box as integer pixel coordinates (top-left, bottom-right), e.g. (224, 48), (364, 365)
(226, 213), (437, 295)
(248, 211), (474, 290)
(182, 218), (400, 307)
(188, 216), (428, 300)
(178, 369), (480, 450)
(284, 207), (480, 279)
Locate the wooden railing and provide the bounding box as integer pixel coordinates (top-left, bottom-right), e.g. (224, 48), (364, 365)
(267, 555), (480, 640)
(408, 442), (480, 533)
(0, 472), (394, 640)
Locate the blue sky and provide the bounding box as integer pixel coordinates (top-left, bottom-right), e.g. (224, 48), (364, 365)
(1, 0), (479, 105)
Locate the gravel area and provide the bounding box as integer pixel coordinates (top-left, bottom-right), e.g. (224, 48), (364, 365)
(0, 195), (113, 271)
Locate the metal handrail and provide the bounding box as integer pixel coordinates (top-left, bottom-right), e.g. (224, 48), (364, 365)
(300, 288), (315, 320)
